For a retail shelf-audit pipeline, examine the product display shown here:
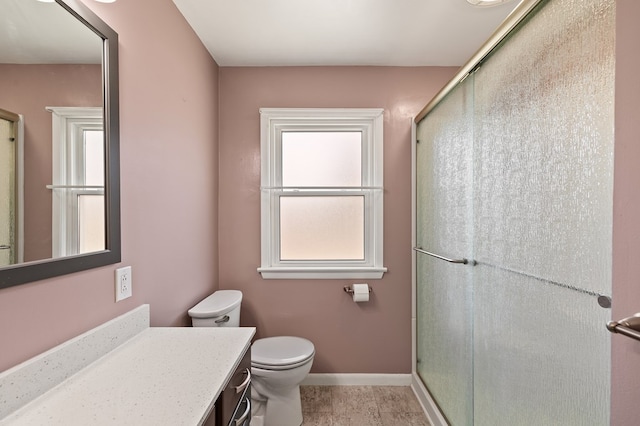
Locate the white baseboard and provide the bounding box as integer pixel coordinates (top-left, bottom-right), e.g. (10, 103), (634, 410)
(301, 373), (412, 386)
(411, 373), (448, 426)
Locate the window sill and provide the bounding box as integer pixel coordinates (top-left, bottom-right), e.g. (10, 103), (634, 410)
(257, 266), (387, 280)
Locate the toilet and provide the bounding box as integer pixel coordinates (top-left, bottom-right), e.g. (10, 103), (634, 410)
(188, 290), (315, 426)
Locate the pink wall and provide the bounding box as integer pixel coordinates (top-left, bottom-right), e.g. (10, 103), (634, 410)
(0, 2), (633, 417)
(612, 1), (640, 424)
(0, 0), (220, 372)
(218, 67), (456, 373)
(0, 63), (101, 262)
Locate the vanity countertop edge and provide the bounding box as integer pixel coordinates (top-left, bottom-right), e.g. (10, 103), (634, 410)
(0, 305), (255, 425)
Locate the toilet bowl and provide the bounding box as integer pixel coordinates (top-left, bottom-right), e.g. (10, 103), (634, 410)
(188, 291), (315, 426)
(250, 336), (315, 426)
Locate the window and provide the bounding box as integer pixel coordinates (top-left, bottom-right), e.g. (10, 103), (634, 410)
(48, 107), (105, 257)
(258, 108), (386, 279)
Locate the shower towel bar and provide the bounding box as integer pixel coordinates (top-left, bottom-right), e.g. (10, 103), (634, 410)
(413, 247), (473, 265)
(607, 314), (640, 342)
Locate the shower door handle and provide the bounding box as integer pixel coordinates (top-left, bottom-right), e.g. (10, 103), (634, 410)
(413, 247), (475, 265)
(607, 313), (640, 342)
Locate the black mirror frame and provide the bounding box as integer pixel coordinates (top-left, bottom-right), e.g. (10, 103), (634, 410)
(0, 0), (120, 289)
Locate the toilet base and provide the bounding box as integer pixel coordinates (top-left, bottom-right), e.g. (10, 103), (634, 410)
(251, 380), (303, 426)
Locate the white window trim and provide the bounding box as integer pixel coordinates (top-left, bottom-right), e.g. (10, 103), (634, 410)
(258, 108), (387, 279)
(47, 107), (104, 257)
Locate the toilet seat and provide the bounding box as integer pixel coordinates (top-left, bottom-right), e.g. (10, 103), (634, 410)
(251, 336), (315, 371)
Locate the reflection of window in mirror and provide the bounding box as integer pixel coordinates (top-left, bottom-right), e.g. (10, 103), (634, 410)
(47, 107), (104, 257)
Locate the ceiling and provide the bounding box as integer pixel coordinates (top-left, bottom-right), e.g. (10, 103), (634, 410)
(1, 0), (520, 67)
(172, 0), (521, 67)
(0, 0), (102, 64)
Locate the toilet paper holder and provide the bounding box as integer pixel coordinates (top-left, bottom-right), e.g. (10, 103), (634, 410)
(343, 285), (373, 295)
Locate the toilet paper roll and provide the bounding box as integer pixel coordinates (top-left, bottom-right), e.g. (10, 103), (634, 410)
(352, 283), (370, 303)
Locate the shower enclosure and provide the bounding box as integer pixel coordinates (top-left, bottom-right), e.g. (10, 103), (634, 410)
(412, 0), (615, 424)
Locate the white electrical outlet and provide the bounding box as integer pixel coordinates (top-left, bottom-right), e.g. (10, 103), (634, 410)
(115, 266), (132, 302)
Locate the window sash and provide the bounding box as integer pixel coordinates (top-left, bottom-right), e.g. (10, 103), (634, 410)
(272, 124), (376, 189)
(55, 188), (105, 254)
(271, 190), (375, 266)
(281, 131), (363, 188)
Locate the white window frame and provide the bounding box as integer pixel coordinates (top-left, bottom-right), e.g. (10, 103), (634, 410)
(47, 107), (104, 257)
(258, 108), (387, 279)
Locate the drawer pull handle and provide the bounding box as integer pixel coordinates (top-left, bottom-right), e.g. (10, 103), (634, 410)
(215, 315), (230, 324)
(234, 368), (251, 394)
(235, 396), (251, 426)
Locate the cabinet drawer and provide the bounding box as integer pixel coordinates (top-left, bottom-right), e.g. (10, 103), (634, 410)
(215, 347), (251, 426)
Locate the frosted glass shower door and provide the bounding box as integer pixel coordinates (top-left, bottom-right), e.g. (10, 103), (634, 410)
(415, 0), (614, 424)
(472, 0), (614, 424)
(415, 78), (474, 426)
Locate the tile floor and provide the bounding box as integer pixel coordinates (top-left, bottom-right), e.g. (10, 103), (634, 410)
(300, 386), (431, 426)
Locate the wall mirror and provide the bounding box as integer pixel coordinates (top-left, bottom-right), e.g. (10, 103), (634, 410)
(0, 0), (120, 288)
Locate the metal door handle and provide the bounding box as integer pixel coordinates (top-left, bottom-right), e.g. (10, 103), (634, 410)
(413, 247), (474, 265)
(235, 396), (251, 426)
(234, 368), (251, 394)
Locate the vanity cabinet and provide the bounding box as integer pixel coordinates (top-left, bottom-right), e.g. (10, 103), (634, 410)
(0, 314), (255, 425)
(205, 348), (251, 426)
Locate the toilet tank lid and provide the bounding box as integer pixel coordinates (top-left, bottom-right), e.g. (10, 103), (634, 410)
(188, 290), (242, 318)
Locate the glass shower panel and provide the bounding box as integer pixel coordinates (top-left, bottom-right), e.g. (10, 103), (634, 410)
(472, 0), (614, 423)
(474, 266), (611, 425)
(473, 0), (615, 295)
(416, 77), (474, 426)
(416, 256), (473, 426)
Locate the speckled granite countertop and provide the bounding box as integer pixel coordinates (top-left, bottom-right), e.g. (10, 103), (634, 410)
(1, 311), (254, 425)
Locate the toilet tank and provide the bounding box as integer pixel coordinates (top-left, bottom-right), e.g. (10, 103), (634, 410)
(188, 290), (242, 327)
